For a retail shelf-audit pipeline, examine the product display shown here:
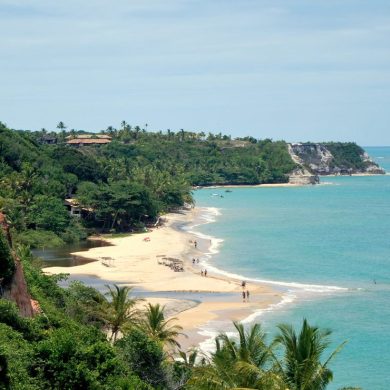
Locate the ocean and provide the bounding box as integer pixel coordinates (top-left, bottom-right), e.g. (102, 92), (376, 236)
(191, 147), (390, 390)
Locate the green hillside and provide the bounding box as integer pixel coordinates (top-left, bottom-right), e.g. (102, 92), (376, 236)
(0, 122), (295, 247)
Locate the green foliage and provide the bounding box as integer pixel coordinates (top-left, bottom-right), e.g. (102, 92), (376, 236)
(189, 321), (282, 390)
(77, 180), (159, 231)
(0, 300), (36, 340)
(65, 281), (106, 327)
(31, 328), (126, 389)
(0, 323), (38, 390)
(18, 246), (69, 318)
(15, 229), (65, 249)
(60, 219), (87, 243)
(107, 375), (154, 390)
(274, 318), (346, 390)
(0, 229), (15, 283)
(100, 284), (141, 342)
(141, 303), (184, 349)
(0, 247), (154, 388)
(50, 146), (105, 182)
(116, 328), (167, 388)
(188, 319), (349, 390)
(28, 195), (70, 233)
(0, 123), (300, 241)
(324, 142), (367, 171)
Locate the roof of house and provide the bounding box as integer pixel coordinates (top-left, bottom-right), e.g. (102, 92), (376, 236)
(64, 198), (93, 212)
(65, 133), (112, 140)
(66, 134), (93, 139)
(66, 138), (111, 144)
(64, 198), (80, 206)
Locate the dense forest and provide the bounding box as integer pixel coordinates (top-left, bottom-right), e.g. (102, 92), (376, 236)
(0, 121), (295, 248)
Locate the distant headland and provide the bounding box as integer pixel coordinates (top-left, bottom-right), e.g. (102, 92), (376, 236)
(288, 142), (385, 185)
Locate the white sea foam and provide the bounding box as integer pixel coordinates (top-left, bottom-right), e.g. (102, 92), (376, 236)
(185, 207), (221, 228)
(197, 328), (238, 356)
(187, 206), (347, 294)
(240, 292), (297, 324)
(185, 207), (225, 258)
(195, 260), (347, 293)
(185, 205), (349, 353)
(196, 294), (298, 355)
(197, 329), (219, 355)
(320, 181), (334, 186)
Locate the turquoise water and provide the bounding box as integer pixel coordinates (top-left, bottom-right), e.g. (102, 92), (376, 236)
(193, 147), (390, 390)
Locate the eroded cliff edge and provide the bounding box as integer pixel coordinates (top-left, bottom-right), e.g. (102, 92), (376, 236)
(288, 142), (385, 184)
(0, 212), (34, 317)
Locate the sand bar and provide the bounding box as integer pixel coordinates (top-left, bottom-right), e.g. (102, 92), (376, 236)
(43, 208), (282, 350)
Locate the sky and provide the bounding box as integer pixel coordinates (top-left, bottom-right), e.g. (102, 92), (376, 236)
(0, 0), (389, 145)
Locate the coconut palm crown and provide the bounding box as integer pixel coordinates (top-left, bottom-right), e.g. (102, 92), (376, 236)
(101, 284), (141, 342)
(141, 303), (185, 349)
(274, 318), (346, 390)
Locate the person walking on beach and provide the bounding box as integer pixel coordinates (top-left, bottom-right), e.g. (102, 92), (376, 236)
(242, 291), (246, 302)
(201, 270), (204, 276)
(204, 269), (207, 277)
(194, 240), (197, 248)
(246, 290), (250, 301)
(241, 280), (246, 289)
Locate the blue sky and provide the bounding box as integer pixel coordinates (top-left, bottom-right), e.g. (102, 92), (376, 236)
(0, 0), (389, 145)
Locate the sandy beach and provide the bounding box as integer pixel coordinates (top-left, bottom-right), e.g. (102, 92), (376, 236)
(43, 208), (281, 350)
(195, 182), (303, 189)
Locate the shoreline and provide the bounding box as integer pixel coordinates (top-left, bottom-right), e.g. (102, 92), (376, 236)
(193, 172), (387, 190)
(43, 208), (282, 350)
(194, 183), (302, 189)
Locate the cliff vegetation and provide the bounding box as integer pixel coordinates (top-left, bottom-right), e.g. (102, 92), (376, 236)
(0, 121), (383, 248)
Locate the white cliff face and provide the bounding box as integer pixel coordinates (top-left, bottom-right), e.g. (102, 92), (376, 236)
(287, 144), (319, 184)
(289, 143), (335, 174)
(287, 143), (385, 183)
(362, 152), (386, 174)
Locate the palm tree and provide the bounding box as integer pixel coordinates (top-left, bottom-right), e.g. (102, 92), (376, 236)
(215, 321), (271, 368)
(140, 303), (185, 349)
(178, 348), (199, 368)
(101, 284), (141, 342)
(273, 318), (346, 390)
(56, 121), (66, 131)
(134, 125), (141, 139)
(189, 321), (282, 390)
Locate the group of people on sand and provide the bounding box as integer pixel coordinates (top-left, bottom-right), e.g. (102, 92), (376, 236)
(201, 269), (207, 277)
(241, 280), (250, 302)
